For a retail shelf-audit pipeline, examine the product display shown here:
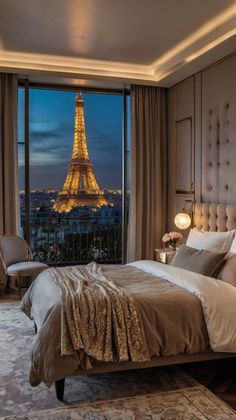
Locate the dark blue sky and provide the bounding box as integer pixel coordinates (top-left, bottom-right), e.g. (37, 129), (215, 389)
(18, 88), (123, 190)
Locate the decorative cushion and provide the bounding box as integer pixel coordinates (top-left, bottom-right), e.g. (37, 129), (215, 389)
(217, 254), (236, 287)
(171, 245), (226, 277)
(7, 262), (48, 276)
(186, 228), (235, 253)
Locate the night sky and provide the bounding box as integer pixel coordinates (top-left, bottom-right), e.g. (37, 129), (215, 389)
(18, 88), (124, 190)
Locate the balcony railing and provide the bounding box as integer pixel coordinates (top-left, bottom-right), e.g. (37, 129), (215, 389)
(21, 216), (122, 266)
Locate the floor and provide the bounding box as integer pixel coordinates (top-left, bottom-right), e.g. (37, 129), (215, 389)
(1, 291), (236, 413)
(1, 291), (20, 303)
(184, 358), (236, 411)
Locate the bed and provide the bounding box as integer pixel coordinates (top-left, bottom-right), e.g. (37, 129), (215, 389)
(20, 202), (236, 400)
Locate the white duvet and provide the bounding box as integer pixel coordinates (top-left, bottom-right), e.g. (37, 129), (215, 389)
(129, 260), (236, 353)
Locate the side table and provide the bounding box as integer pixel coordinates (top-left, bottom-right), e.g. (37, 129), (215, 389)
(154, 248), (176, 264)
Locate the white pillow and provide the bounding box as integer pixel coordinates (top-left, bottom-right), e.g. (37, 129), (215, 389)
(229, 237), (236, 253)
(186, 228), (235, 253)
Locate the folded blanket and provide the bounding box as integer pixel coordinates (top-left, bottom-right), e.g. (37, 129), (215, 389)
(48, 262), (149, 369)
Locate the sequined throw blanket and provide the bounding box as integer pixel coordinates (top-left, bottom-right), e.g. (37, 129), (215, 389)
(48, 262), (149, 369)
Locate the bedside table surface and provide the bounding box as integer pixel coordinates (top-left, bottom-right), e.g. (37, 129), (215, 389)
(155, 248), (177, 254)
(154, 248), (177, 264)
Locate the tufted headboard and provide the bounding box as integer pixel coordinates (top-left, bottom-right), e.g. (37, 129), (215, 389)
(194, 202), (236, 232)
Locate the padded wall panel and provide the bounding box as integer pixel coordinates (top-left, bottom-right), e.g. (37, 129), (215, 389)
(201, 56), (236, 204)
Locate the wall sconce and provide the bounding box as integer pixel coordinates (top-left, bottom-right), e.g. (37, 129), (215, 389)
(174, 211), (191, 229)
(174, 200), (193, 230)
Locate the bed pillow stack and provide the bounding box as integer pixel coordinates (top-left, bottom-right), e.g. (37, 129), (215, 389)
(173, 228), (236, 286)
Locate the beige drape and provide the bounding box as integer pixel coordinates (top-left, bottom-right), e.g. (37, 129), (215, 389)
(0, 73), (18, 235)
(0, 73), (18, 292)
(127, 85), (167, 262)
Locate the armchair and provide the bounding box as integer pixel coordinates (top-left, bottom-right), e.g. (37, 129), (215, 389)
(0, 235), (48, 298)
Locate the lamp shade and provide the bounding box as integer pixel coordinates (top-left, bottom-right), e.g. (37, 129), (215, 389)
(174, 212), (191, 230)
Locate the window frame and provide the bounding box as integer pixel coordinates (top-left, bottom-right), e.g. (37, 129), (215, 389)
(17, 80), (130, 263)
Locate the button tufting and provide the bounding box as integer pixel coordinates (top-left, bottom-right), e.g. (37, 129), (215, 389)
(227, 161), (229, 165)
(209, 142), (212, 147)
(209, 162), (213, 167)
(226, 103), (229, 109)
(227, 139), (230, 143)
(209, 125), (212, 130)
(225, 185), (229, 190)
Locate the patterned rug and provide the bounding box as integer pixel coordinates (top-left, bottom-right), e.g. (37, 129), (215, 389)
(1, 386), (236, 419)
(0, 303), (234, 419)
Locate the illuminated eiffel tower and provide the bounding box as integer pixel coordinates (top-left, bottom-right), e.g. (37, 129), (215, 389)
(53, 93), (107, 213)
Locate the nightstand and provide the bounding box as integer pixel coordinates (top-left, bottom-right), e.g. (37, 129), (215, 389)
(155, 248), (176, 264)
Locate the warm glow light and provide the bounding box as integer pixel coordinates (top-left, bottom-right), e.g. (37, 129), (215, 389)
(185, 28), (236, 63)
(174, 212), (191, 230)
(151, 3), (236, 71)
(1, 5), (236, 85)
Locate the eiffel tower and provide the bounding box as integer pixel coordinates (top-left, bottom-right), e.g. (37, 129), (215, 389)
(53, 93), (107, 213)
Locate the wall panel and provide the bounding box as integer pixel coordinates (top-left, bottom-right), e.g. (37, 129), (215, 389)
(167, 77), (194, 232)
(167, 52), (236, 235)
(201, 56), (236, 204)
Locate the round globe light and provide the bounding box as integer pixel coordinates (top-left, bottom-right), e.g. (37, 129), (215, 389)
(174, 212), (191, 230)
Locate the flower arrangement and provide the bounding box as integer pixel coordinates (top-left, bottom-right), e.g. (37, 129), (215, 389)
(162, 231), (183, 249)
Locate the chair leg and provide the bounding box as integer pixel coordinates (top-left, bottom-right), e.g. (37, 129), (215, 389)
(6, 274), (9, 292)
(18, 276), (21, 300)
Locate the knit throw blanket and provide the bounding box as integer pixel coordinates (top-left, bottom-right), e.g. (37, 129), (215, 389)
(48, 262), (149, 369)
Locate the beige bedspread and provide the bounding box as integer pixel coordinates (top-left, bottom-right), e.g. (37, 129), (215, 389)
(21, 264), (209, 386)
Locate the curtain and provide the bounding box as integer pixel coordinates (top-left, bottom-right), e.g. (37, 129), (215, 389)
(127, 85), (167, 262)
(0, 73), (18, 292)
(0, 73), (18, 235)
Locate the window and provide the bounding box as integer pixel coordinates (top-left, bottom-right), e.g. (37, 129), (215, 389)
(17, 84), (130, 265)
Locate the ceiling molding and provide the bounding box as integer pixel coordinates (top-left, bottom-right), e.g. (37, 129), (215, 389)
(1, 3), (236, 86)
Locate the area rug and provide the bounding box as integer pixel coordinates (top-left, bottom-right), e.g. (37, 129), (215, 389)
(2, 386), (236, 419)
(0, 303), (207, 417)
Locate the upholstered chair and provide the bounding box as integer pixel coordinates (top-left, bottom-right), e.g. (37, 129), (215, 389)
(0, 235), (48, 298)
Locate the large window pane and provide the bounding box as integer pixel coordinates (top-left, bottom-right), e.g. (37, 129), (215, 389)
(18, 87), (125, 265)
(17, 87), (25, 143)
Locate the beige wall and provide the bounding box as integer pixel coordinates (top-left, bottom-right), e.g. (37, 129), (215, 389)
(167, 53), (236, 232)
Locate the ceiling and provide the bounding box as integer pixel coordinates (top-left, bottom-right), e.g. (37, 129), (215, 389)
(1, 0), (236, 87)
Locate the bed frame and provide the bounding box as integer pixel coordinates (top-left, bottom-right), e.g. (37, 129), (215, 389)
(51, 202), (236, 400)
(54, 352), (236, 400)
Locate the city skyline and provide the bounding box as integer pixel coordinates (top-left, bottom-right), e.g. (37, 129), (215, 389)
(18, 89), (123, 190)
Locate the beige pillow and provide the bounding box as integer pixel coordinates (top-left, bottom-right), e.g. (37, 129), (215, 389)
(217, 254), (236, 287)
(171, 245), (226, 277)
(186, 228), (235, 253)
